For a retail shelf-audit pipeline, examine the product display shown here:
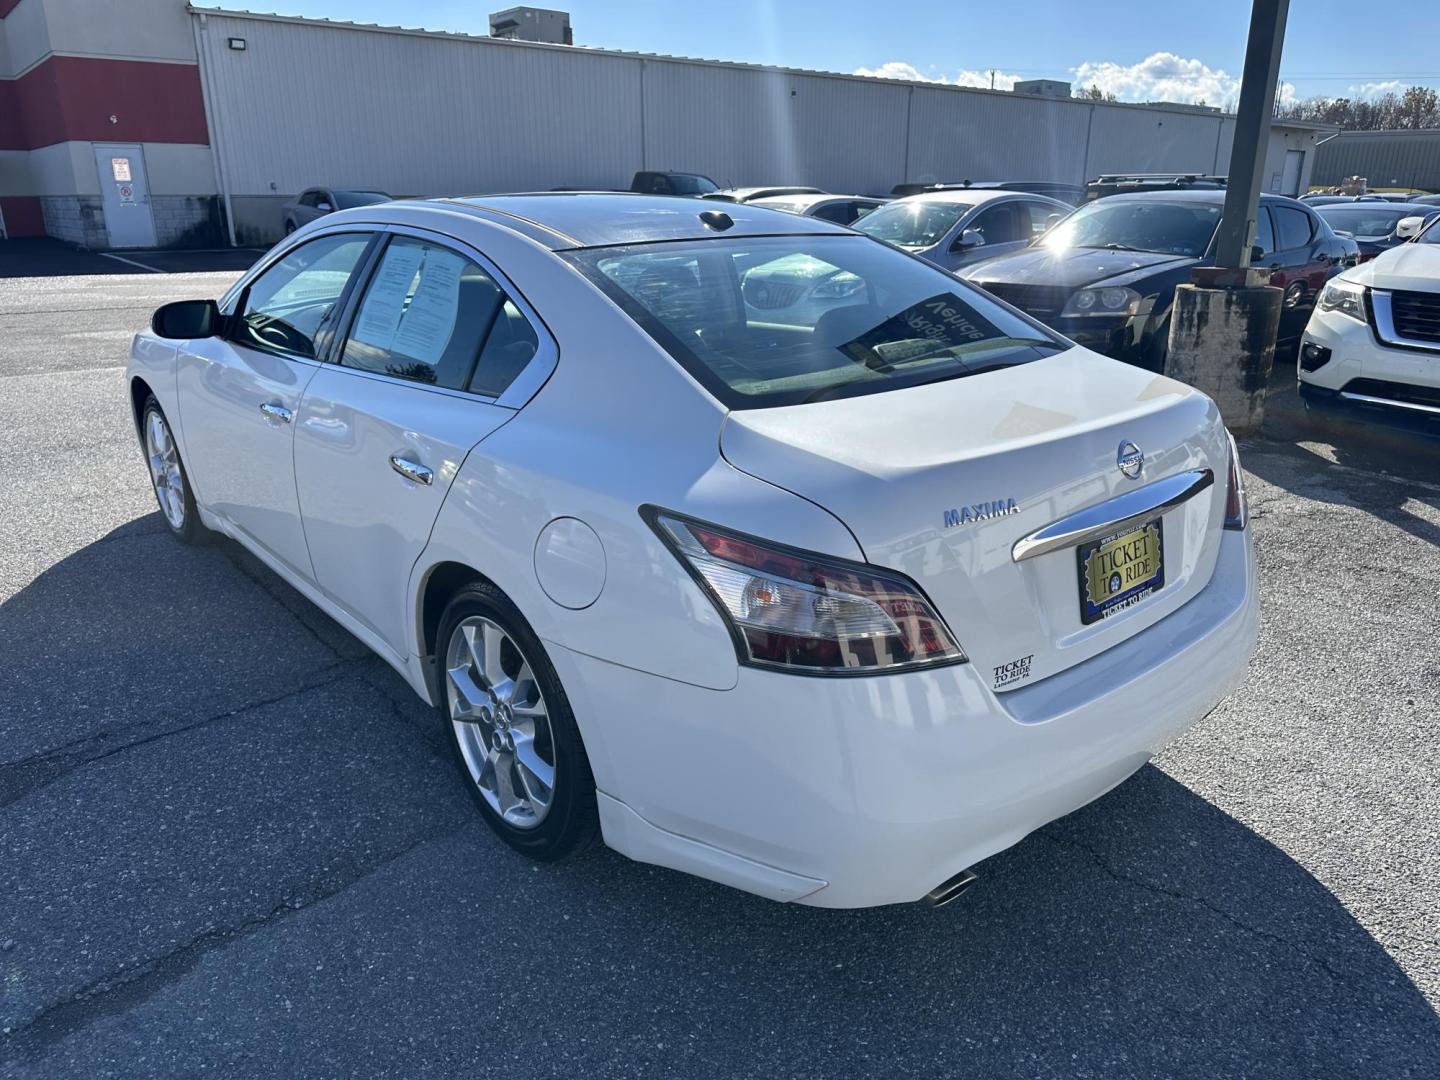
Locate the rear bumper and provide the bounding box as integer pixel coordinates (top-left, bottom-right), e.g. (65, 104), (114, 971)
(551, 528), (1258, 908)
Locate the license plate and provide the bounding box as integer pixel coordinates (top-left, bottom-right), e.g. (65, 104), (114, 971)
(1077, 519), (1164, 625)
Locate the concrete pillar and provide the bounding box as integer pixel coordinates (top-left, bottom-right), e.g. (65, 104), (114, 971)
(1165, 276), (1281, 435)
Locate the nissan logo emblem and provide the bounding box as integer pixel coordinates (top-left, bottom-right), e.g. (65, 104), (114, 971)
(1117, 440), (1144, 479)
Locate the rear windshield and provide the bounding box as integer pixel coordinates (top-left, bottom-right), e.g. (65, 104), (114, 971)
(1317, 206), (1414, 239)
(565, 235), (1063, 409)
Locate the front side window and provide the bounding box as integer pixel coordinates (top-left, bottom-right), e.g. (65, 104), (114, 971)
(964, 203), (1024, 247)
(854, 200), (968, 250)
(298, 190), (319, 208)
(234, 232), (372, 358)
(341, 236), (536, 395)
(1041, 199), (1222, 257)
(567, 235), (1063, 410)
(1023, 201), (1064, 238)
(668, 174), (719, 196)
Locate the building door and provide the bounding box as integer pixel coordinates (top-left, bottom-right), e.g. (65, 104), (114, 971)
(94, 144), (157, 248)
(1281, 149), (1305, 197)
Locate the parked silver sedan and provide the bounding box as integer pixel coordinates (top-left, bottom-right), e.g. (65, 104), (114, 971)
(281, 188), (391, 234)
(854, 189), (1071, 272)
(750, 193), (887, 226)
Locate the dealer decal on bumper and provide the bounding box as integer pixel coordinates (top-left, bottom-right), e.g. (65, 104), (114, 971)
(993, 654), (1034, 689)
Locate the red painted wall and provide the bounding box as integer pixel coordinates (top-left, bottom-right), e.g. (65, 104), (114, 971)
(0, 196), (45, 237)
(0, 56), (209, 150)
(0, 1), (22, 18)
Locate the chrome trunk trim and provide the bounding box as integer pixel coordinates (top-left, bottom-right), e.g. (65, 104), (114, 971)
(1011, 468), (1214, 563)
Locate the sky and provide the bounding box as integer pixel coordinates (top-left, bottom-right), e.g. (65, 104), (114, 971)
(230, 0), (1440, 107)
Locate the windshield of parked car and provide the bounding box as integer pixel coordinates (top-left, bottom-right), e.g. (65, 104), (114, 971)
(1041, 199), (1222, 257)
(1317, 206), (1418, 239)
(334, 191), (391, 208)
(670, 174), (719, 195)
(566, 235), (1064, 409)
(851, 200), (969, 249)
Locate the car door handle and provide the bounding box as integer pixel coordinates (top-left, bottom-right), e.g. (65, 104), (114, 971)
(259, 402), (293, 424)
(389, 455), (433, 486)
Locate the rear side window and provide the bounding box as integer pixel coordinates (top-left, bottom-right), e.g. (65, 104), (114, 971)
(1273, 206), (1315, 250)
(812, 202), (853, 225)
(1254, 208), (1276, 256)
(340, 236), (537, 395)
(234, 232), (371, 358)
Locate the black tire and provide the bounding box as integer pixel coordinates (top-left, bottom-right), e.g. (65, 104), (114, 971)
(436, 582), (598, 861)
(140, 396), (206, 545)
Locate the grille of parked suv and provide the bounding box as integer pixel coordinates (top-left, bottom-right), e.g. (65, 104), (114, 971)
(1389, 290), (1440, 344)
(1343, 378), (1440, 410)
(975, 283), (1072, 321)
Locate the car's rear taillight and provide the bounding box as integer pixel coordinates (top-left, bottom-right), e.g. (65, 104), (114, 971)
(1224, 430), (1247, 531)
(645, 508), (966, 675)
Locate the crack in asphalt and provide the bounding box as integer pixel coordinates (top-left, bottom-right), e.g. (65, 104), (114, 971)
(0, 663), (360, 807)
(0, 822), (467, 1059)
(220, 543), (351, 664)
(1037, 832), (1349, 983)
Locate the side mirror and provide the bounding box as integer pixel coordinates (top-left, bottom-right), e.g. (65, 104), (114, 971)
(1250, 245), (1266, 263)
(1395, 215), (1425, 240)
(955, 228), (985, 250)
(1045, 213), (1064, 230)
(152, 299), (220, 340)
(316, 201), (333, 212)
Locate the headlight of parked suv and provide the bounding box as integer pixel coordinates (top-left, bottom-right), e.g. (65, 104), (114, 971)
(1060, 286), (1142, 317)
(1317, 278), (1366, 322)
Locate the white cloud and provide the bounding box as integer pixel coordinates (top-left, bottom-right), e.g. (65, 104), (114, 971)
(1347, 80), (1403, 98)
(1071, 52), (1238, 105)
(852, 62), (1022, 91)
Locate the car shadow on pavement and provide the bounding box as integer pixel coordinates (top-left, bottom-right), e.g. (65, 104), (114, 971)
(2, 515), (1438, 1077)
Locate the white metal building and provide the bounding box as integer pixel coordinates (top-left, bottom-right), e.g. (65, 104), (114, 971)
(0, 0), (1331, 248)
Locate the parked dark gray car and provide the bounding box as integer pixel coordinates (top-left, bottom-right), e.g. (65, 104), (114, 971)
(281, 188), (391, 233)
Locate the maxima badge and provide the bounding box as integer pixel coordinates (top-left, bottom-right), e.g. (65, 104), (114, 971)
(944, 499), (1019, 529)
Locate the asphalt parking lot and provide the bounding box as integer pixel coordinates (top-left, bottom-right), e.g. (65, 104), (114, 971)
(2, 244), (1439, 1079)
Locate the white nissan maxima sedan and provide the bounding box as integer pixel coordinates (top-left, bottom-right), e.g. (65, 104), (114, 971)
(127, 194), (1258, 908)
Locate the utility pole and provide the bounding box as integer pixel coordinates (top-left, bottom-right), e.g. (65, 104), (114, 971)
(1212, 0), (1290, 272)
(1166, 0), (1290, 435)
(989, 69), (995, 90)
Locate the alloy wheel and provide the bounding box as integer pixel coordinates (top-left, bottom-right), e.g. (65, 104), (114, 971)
(145, 409), (186, 530)
(445, 616), (557, 828)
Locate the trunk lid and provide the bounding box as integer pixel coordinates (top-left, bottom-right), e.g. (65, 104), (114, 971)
(720, 348), (1230, 692)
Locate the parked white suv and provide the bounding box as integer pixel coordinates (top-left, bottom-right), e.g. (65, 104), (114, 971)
(1299, 222), (1440, 430)
(127, 194), (1257, 908)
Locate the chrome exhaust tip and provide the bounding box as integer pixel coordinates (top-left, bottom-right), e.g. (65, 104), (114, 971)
(924, 868), (978, 908)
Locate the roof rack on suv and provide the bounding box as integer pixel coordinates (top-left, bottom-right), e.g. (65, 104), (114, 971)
(1086, 174), (1228, 200)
